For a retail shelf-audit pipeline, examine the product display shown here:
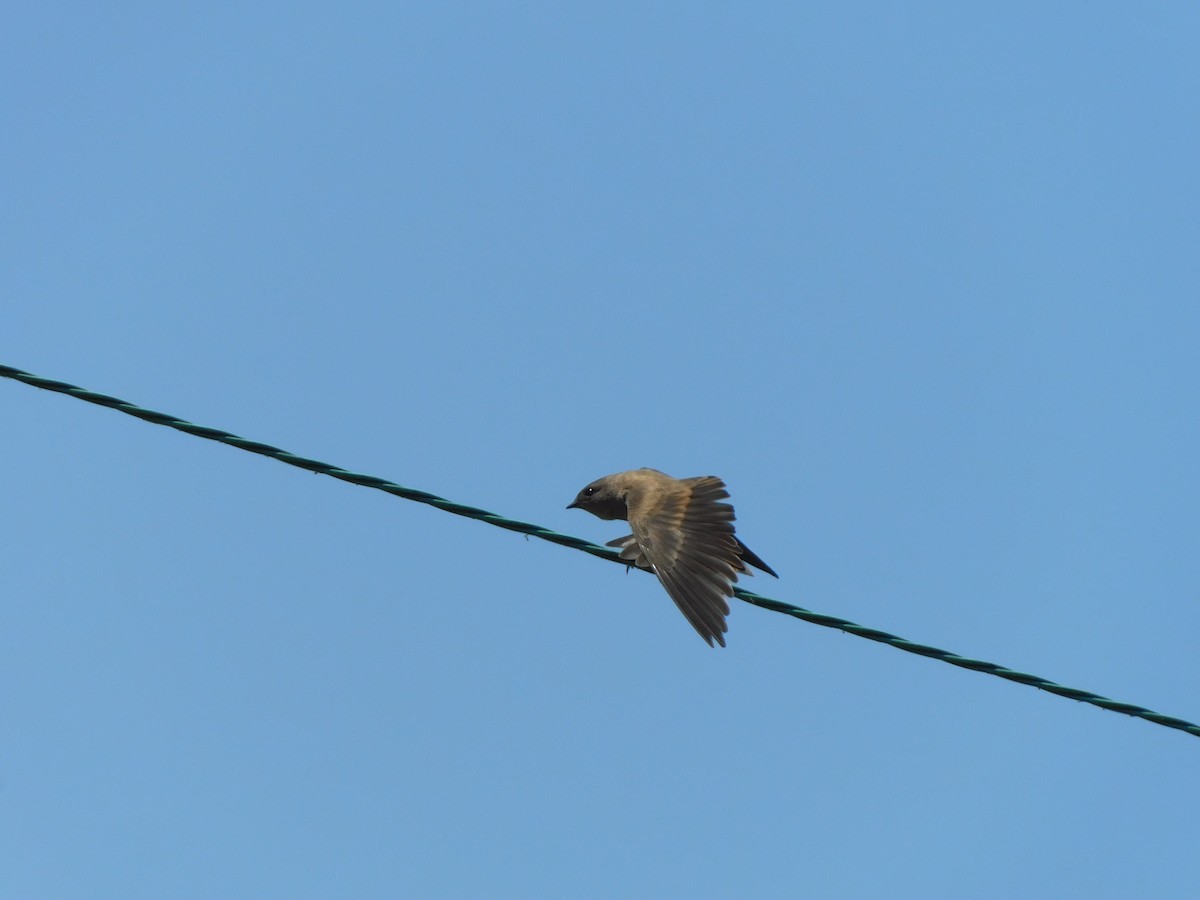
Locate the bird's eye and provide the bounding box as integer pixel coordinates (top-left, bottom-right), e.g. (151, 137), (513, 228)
(584, 486), (597, 497)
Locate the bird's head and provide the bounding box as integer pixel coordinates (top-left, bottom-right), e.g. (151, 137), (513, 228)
(566, 476), (629, 521)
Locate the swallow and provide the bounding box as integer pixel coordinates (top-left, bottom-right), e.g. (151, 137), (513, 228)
(567, 468), (777, 647)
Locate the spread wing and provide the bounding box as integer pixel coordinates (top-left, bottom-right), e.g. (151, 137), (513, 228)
(627, 476), (742, 648)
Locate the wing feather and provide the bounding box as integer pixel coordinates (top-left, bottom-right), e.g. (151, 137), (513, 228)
(630, 476), (743, 647)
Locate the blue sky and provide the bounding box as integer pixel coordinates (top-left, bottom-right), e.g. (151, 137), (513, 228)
(3, 4), (1199, 898)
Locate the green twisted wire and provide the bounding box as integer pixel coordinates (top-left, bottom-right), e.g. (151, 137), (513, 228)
(4, 362), (1196, 740)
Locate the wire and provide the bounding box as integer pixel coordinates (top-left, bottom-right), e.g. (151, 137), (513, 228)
(4, 362), (1196, 741)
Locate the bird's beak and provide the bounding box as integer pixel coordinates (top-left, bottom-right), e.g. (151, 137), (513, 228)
(566, 500), (579, 510)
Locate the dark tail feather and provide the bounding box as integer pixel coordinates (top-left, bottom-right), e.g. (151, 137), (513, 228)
(735, 538), (778, 578)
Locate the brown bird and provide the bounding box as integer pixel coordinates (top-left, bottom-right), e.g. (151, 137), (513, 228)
(567, 468), (777, 647)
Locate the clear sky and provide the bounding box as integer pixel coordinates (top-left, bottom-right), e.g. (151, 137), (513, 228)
(3, 4), (1199, 898)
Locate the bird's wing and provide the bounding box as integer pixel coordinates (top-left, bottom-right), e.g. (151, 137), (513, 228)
(630, 476), (741, 647)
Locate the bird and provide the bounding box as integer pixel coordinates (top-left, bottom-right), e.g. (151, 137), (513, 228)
(567, 468), (777, 647)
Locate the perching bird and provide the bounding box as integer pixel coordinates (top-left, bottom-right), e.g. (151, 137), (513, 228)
(567, 468), (777, 647)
